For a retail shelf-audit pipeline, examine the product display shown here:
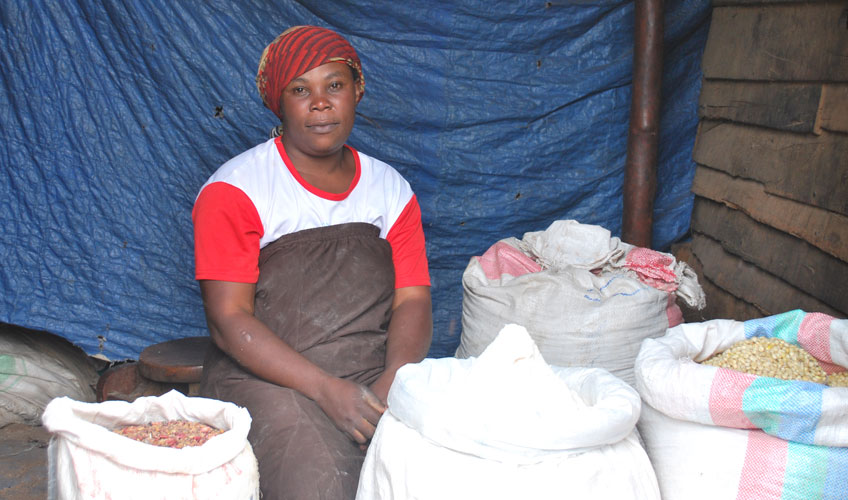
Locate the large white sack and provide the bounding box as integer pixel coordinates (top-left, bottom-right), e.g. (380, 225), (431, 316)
(457, 220), (704, 387)
(357, 324), (660, 500)
(634, 311), (848, 500)
(42, 390), (260, 500)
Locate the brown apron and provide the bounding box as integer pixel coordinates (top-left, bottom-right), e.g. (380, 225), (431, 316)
(199, 223), (395, 500)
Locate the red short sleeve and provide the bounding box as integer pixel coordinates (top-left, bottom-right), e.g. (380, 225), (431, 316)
(387, 195), (430, 288)
(192, 182), (264, 282)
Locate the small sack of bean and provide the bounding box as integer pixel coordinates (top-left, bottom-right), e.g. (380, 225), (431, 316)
(114, 420), (225, 448)
(701, 336), (848, 387)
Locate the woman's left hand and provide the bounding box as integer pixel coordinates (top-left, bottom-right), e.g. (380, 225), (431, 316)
(314, 376), (386, 445)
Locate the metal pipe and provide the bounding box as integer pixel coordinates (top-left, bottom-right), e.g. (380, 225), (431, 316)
(622, 0), (664, 248)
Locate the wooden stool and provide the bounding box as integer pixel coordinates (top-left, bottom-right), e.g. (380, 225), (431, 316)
(96, 362), (172, 402)
(138, 336), (211, 397)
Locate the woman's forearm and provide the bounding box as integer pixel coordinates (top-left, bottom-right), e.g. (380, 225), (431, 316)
(201, 280), (331, 401)
(371, 286), (433, 402)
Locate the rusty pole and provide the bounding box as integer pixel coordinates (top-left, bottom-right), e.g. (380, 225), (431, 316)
(622, 0), (664, 248)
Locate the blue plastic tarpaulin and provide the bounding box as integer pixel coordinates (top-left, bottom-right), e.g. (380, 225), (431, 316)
(0, 0), (711, 360)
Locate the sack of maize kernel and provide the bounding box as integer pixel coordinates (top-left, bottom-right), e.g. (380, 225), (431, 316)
(41, 389), (259, 500)
(457, 219), (705, 387)
(633, 310), (848, 500)
(357, 324), (661, 500)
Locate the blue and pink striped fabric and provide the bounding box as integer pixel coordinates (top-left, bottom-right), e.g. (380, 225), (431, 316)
(736, 430), (848, 500)
(708, 310), (847, 444)
(635, 310), (848, 500)
(709, 311), (848, 498)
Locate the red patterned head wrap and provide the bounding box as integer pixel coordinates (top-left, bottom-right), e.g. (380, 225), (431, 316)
(256, 25), (365, 121)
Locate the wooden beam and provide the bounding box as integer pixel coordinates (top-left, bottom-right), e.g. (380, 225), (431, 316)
(671, 241), (766, 322)
(691, 233), (844, 318)
(690, 166), (848, 262)
(698, 80), (822, 133)
(693, 120), (848, 216)
(713, 0), (822, 4)
(622, 0), (664, 248)
(691, 197), (848, 313)
(816, 84), (848, 134)
(702, 4), (848, 81)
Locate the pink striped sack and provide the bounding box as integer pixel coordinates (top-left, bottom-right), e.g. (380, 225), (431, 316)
(634, 310), (848, 500)
(457, 220), (705, 387)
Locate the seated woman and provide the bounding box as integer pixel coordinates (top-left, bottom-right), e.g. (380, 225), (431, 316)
(191, 25), (433, 500)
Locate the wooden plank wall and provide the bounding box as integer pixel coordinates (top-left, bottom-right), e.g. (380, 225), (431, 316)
(675, 0), (848, 322)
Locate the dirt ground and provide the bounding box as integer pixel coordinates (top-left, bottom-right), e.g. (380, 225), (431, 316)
(0, 423), (50, 500)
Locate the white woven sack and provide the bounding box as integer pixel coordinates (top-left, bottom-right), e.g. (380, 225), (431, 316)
(458, 225), (681, 387)
(42, 390), (260, 500)
(357, 324), (660, 500)
(634, 312), (848, 500)
(458, 220), (705, 388)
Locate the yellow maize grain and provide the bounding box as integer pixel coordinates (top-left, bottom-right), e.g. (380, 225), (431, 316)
(701, 337), (829, 385)
(827, 371), (848, 388)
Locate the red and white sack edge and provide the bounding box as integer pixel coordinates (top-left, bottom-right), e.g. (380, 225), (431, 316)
(515, 219), (706, 310)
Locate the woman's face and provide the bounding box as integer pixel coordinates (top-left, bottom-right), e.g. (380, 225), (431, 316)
(278, 62), (361, 159)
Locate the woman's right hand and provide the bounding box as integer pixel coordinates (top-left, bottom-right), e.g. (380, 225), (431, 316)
(314, 376), (387, 445)
(200, 280), (387, 447)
